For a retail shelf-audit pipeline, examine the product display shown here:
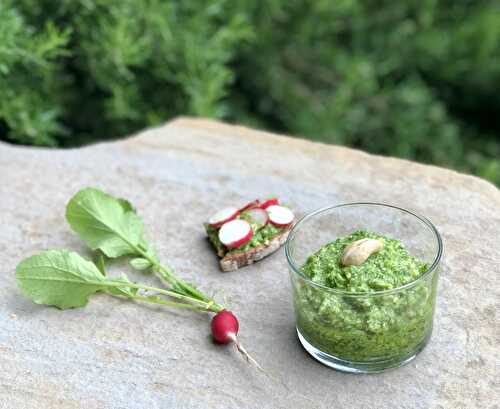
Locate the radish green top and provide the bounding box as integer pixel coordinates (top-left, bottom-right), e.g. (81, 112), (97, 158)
(16, 187), (225, 314)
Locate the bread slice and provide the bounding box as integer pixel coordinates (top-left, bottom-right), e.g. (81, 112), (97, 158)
(220, 225), (292, 272)
(205, 223), (293, 272)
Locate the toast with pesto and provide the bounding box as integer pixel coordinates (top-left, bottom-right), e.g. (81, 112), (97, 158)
(204, 198), (295, 272)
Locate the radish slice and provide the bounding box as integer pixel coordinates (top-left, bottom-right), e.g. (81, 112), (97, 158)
(246, 207), (269, 228)
(267, 205), (294, 227)
(218, 219), (253, 248)
(239, 199), (260, 213)
(260, 198), (279, 209)
(208, 207), (239, 228)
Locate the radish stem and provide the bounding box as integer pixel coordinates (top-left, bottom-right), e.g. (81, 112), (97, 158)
(123, 294), (210, 312)
(102, 280), (223, 313)
(133, 243), (224, 310)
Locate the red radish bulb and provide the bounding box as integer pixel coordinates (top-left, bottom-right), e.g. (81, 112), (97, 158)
(267, 205), (294, 227)
(211, 310), (239, 344)
(239, 199), (260, 213)
(246, 207), (269, 228)
(208, 207), (239, 228)
(260, 198), (279, 209)
(218, 219), (253, 248)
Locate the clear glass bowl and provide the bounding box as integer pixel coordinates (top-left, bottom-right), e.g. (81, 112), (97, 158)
(285, 203), (442, 373)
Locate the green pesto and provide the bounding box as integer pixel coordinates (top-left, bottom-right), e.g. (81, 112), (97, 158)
(295, 230), (437, 361)
(206, 210), (283, 254)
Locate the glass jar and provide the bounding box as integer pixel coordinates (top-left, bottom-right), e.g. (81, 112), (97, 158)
(285, 203), (442, 373)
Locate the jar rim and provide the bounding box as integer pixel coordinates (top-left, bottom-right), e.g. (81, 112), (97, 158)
(284, 202), (443, 297)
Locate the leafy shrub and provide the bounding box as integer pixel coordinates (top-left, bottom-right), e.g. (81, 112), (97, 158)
(0, 0), (498, 185)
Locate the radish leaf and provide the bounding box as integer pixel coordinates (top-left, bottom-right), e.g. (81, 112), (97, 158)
(117, 198), (135, 213)
(130, 258), (152, 270)
(65, 187), (222, 308)
(66, 187), (145, 258)
(16, 250), (107, 309)
(16, 187), (225, 315)
(93, 252), (136, 296)
(15, 250), (210, 311)
(95, 252), (107, 275)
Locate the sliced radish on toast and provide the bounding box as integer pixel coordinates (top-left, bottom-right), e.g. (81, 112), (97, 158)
(266, 205), (294, 227)
(218, 219), (253, 248)
(246, 207), (269, 228)
(260, 198), (279, 209)
(239, 199), (260, 213)
(208, 207), (239, 228)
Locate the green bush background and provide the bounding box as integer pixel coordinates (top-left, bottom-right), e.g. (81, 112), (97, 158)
(1, 0), (499, 185)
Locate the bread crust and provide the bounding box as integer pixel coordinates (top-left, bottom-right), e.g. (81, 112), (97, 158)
(205, 223), (293, 272)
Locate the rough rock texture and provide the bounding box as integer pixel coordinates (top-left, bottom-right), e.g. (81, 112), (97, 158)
(0, 118), (498, 409)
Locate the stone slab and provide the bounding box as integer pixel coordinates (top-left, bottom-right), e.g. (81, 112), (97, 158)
(0, 118), (499, 409)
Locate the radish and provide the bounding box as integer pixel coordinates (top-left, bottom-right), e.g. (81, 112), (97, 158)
(260, 197), (279, 209)
(211, 310), (263, 371)
(211, 310), (239, 343)
(239, 199), (260, 213)
(246, 207), (269, 228)
(267, 205), (294, 227)
(218, 219), (253, 248)
(208, 207), (239, 228)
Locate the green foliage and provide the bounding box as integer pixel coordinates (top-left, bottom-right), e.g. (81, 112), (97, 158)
(15, 248), (203, 309)
(0, 0), (498, 185)
(66, 187), (148, 258)
(129, 258), (153, 271)
(0, 0), (71, 145)
(66, 186), (221, 307)
(16, 250), (107, 309)
(16, 187), (225, 312)
(231, 0), (500, 183)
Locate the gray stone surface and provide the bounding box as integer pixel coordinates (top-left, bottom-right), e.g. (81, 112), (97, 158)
(0, 118), (499, 409)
